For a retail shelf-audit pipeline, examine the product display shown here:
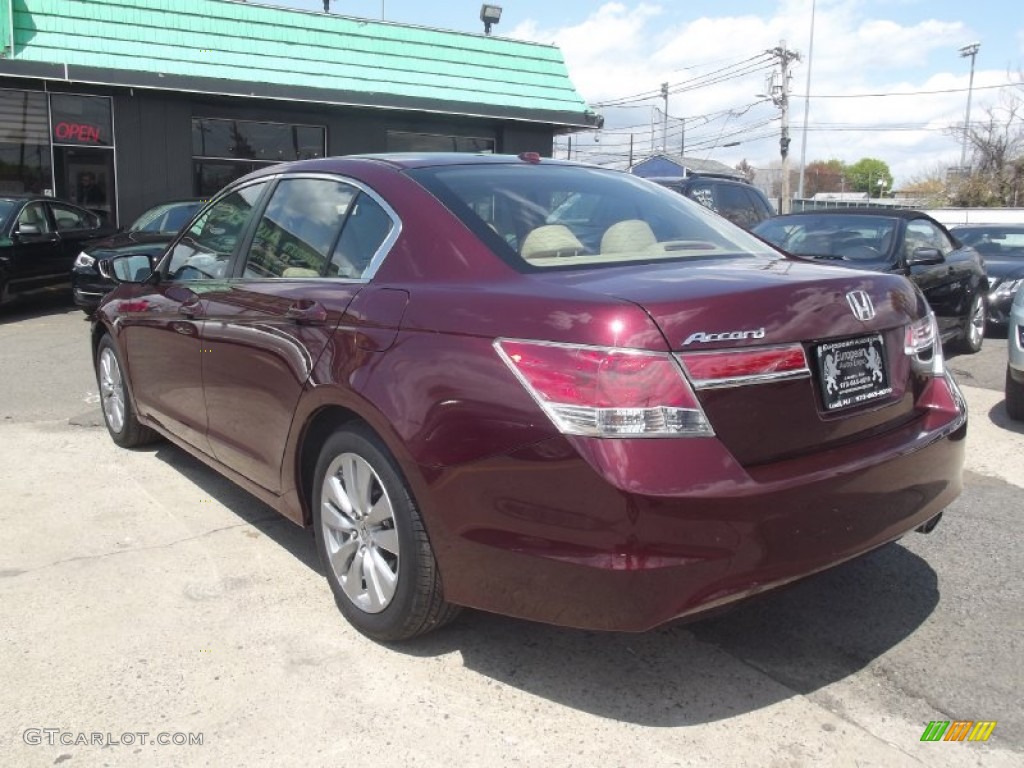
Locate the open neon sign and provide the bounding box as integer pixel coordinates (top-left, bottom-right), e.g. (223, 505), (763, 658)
(54, 121), (103, 144)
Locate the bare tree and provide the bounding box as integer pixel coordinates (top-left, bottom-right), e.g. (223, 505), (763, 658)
(735, 158), (756, 183)
(953, 79), (1024, 206)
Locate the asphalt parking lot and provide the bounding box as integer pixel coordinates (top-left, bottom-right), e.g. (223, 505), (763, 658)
(1, 295), (1021, 768)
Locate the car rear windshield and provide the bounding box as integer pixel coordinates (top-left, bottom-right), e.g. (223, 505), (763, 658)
(755, 214), (898, 264)
(407, 164), (776, 270)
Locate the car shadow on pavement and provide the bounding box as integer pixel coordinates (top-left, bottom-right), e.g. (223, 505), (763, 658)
(396, 543), (938, 726)
(151, 442), (323, 575)
(988, 402), (1024, 434)
(146, 441), (939, 727)
(0, 293), (83, 325)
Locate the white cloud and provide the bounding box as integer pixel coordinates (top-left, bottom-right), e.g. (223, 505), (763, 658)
(509, 0), (1015, 187)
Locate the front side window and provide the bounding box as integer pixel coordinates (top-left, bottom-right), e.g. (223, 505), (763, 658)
(243, 178), (357, 278)
(17, 202), (52, 234)
(906, 219), (953, 258)
(165, 182), (268, 281)
(409, 165), (773, 270)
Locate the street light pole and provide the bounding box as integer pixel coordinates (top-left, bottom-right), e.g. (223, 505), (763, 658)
(797, 0), (816, 200)
(959, 42), (980, 171)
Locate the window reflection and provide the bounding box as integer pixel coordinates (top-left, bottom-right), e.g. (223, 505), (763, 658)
(244, 178), (356, 278)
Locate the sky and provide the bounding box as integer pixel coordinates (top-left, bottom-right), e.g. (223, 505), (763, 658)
(259, 1), (1023, 189)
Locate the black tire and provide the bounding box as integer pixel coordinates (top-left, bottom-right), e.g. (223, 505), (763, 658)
(952, 293), (985, 354)
(312, 425), (459, 641)
(95, 334), (158, 448)
(1007, 366), (1024, 421)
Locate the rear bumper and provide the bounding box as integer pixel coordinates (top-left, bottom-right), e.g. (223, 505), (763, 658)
(424, 389), (966, 631)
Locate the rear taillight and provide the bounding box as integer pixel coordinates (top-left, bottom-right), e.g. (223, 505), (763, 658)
(678, 344), (809, 389)
(905, 313), (944, 376)
(494, 339), (713, 438)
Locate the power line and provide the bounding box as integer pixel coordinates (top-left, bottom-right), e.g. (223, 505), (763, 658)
(592, 53), (774, 107)
(797, 82), (1013, 99)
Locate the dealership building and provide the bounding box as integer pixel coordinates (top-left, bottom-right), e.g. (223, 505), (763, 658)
(0, 0), (598, 225)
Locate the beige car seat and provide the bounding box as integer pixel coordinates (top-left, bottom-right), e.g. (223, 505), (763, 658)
(520, 224), (584, 260)
(600, 220), (657, 253)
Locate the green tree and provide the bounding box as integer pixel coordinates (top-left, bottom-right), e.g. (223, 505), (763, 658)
(845, 158), (893, 198)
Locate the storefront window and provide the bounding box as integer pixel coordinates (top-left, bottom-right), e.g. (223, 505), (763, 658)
(193, 160), (271, 199)
(191, 118), (326, 197)
(192, 118), (324, 162)
(387, 131), (495, 153)
(0, 89), (52, 194)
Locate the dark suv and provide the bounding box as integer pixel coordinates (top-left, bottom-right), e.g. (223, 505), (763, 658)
(650, 174), (775, 231)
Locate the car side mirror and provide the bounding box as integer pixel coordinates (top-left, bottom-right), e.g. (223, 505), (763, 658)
(105, 253), (158, 284)
(908, 247), (943, 266)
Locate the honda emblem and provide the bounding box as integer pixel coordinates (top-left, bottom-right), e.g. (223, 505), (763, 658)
(846, 290), (875, 321)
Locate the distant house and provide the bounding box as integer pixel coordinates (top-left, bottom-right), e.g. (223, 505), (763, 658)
(629, 154), (744, 179)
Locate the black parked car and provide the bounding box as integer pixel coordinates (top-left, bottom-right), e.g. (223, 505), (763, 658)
(0, 195), (114, 307)
(650, 174), (775, 231)
(73, 199), (203, 314)
(949, 224), (1024, 327)
(754, 209), (989, 353)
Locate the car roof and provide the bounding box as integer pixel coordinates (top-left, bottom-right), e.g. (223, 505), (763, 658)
(240, 153), (592, 182)
(950, 223), (1024, 231)
(648, 173), (749, 184)
(771, 208), (931, 221)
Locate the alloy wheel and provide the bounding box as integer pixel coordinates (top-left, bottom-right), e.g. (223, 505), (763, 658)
(968, 295), (985, 349)
(99, 347), (126, 433)
(319, 452), (400, 614)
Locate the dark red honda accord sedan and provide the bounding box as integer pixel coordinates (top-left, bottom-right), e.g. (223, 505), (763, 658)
(91, 153), (966, 641)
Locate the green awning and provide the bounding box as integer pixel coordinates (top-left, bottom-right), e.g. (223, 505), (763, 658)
(0, 0), (599, 128)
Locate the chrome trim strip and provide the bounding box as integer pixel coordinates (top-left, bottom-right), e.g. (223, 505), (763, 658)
(688, 368), (811, 390)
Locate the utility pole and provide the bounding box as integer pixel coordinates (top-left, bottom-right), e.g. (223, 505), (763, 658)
(660, 82), (669, 154)
(766, 41), (800, 213)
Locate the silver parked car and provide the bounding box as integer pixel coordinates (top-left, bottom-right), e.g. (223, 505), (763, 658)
(1007, 286), (1024, 420)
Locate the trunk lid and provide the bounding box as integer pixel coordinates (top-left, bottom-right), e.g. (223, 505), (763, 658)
(531, 255), (928, 466)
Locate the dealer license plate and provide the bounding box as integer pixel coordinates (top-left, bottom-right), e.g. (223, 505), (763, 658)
(815, 334), (892, 411)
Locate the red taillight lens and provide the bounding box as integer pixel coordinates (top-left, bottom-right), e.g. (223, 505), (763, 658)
(495, 339), (712, 437)
(678, 344), (809, 389)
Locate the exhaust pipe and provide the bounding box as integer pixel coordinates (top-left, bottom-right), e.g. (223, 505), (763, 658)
(915, 512), (942, 534)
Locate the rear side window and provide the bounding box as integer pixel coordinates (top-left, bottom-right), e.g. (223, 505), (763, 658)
(714, 184), (765, 230)
(329, 194), (394, 279)
(50, 203), (98, 231)
(243, 178), (356, 278)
